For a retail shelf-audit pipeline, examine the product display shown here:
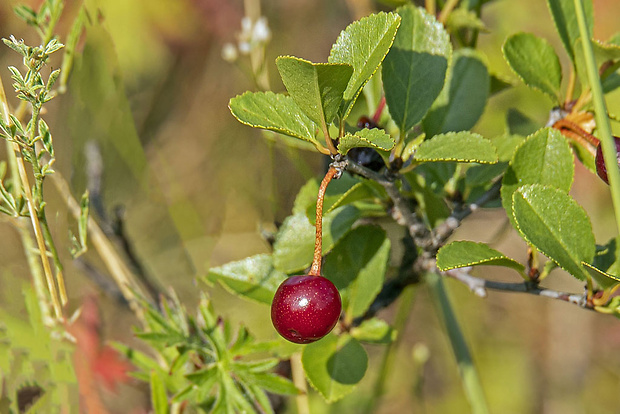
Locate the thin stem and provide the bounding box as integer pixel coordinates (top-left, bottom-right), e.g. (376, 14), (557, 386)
(365, 286), (416, 414)
(574, 0), (620, 237)
(39, 215), (67, 304)
(426, 272), (489, 414)
(426, 0), (436, 16)
(438, 0), (459, 24)
(290, 352), (309, 414)
(0, 76), (62, 319)
(443, 267), (590, 308)
(41, 0), (64, 46)
(552, 118), (599, 149)
(16, 218), (54, 324)
(309, 166), (338, 276)
(564, 68), (577, 108)
(372, 96), (386, 124)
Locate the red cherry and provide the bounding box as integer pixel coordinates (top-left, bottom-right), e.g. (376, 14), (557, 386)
(271, 275), (341, 344)
(595, 136), (620, 184)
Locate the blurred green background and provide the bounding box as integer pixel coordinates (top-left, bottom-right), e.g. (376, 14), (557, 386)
(1, 0), (620, 413)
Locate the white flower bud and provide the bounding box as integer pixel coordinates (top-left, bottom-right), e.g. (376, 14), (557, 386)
(252, 17), (271, 43)
(221, 43), (238, 62)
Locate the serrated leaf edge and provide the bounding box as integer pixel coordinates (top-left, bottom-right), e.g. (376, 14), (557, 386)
(329, 12), (402, 120)
(413, 131), (498, 164)
(582, 261), (620, 283)
(501, 32), (562, 101)
(511, 184), (592, 280)
(228, 91), (320, 145)
(338, 130), (395, 155)
(436, 242), (525, 274)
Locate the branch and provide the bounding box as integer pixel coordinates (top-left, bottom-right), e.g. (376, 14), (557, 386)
(345, 160), (431, 247)
(443, 268), (591, 309)
(346, 157), (592, 325)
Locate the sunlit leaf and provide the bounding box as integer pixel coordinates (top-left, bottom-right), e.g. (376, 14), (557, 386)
(338, 128), (395, 155)
(276, 56), (353, 129)
(512, 184), (594, 280)
(206, 254), (287, 304)
(273, 206), (361, 273)
(229, 91), (320, 148)
(437, 241), (525, 275)
(413, 131), (498, 164)
(329, 12), (401, 118)
(501, 127), (573, 228)
(503, 32), (562, 101)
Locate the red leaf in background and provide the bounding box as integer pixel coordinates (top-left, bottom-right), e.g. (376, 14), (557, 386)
(92, 345), (132, 392)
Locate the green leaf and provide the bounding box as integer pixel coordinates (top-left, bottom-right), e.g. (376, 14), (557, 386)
(338, 128), (395, 155)
(302, 335), (368, 402)
(446, 8), (488, 32)
(323, 226), (391, 318)
(206, 254), (287, 304)
(582, 262), (620, 289)
(404, 172), (450, 228)
(296, 174), (376, 223)
(502, 33), (562, 101)
(350, 318), (396, 344)
(329, 12), (401, 119)
(273, 205), (361, 273)
(276, 56), (353, 131)
(423, 49), (490, 136)
(150, 370), (169, 414)
(382, 5), (451, 133)
(293, 178), (320, 215)
(547, 0), (593, 62)
(506, 108), (539, 137)
(501, 127), (574, 228)
(229, 91), (320, 148)
(437, 241), (525, 275)
(574, 38), (620, 93)
(306, 181), (378, 223)
(413, 131), (498, 164)
(585, 238), (620, 288)
(512, 184), (595, 280)
(244, 372), (300, 395)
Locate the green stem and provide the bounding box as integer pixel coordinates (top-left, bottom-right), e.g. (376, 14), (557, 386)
(438, 0), (459, 24)
(290, 352), (309, 414)
(41, 0), (64, 46)
(426, 0), (436, 16)
(427, 272), (489, 414)
(573, 0), (620, 237)
(16, 219), (53, 325)
(365, 286), (416, 414)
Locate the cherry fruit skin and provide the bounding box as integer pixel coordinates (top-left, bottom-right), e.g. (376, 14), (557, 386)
(271, 275), (341, 344)
(595, 136), (620, 184)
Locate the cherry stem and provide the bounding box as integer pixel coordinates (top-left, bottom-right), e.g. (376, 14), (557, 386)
(309, 166), (339, 277)
(372, 96), (386, 125)
(552, 119), (599, 156)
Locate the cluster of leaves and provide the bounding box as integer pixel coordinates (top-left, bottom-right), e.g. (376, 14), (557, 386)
(219, 3), (498, 402)
(115, 292), (299, 413)
(0, 36), (62, 217)
(216, 0), (620, 405)
(438, 0), (620, 307)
